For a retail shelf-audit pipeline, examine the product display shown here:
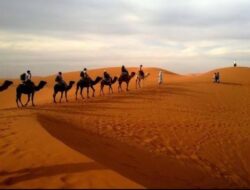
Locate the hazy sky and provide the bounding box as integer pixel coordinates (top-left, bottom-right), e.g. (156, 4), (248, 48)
(0, 0), (250, 77)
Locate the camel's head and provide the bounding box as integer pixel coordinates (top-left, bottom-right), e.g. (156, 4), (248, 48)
(5, 80), (13, 86)
(35, 81), (47, 91)
(96, 76), (103, 82)
(69, 81), (75, 86)
(39, 81), (47, 87)
(130, 72), (136, 78)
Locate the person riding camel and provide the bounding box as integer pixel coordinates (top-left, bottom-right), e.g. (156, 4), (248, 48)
(55, 72), (67, 87)
(81, 68), (91, 81)
(103, 70), (111, 83)
(20, 70), (32, 85)
(121, 65), (129, 77)
(139, 65), (145, 78)
(26, 70), (32, 82)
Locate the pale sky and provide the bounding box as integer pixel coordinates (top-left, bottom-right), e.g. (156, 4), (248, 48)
(0, 0), (250, 77)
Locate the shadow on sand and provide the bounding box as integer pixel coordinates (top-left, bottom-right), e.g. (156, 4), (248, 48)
(29, 114), (232, 189)
(0, 162), (106, 186)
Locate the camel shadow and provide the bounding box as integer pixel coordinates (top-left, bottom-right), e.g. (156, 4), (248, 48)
(34, 114), (231, 189)
(0, 162), (105, 186)
(220, 82), (242, 86)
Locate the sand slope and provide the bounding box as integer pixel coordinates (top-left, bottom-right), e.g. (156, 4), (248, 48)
(0, 67), (250, 188)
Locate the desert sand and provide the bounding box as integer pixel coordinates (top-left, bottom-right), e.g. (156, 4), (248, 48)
(0, 67), (250, 188)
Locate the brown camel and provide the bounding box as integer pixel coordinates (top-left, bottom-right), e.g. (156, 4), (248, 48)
(53, 81), (75, 103)
(0, 80), (13, 92)
(75, 76), (102, 100)
(16, 81), (47, 107)
(118, 72), (136, 92)
(136, 72), (150, 89)
(100, 76), (118, 96)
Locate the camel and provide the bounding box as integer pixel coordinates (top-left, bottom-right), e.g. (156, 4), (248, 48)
(118, 72), (136, 92)
(53, 81), (75, 103)
(0, 80), (13, 92)
(16, 81), (47, 107)
(75, 76), (102, 100)
(100, 77), (118, 96)
(136, 72), (150, 89)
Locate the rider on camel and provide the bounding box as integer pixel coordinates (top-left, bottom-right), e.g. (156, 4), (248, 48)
(55, 72), (67, 87)
(121, 65), (129, 77)
(81, 68), (91, 81)
(103, 70), (111, 83)
(20, 70), (32, 85)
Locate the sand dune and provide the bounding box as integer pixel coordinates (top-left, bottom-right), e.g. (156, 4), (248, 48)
(0, 67), (250, 188)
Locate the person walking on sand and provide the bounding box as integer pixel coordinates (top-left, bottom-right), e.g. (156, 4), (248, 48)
(213, 72), (217, 83)
(158, 70), (163, 85)
(234, 60), (237, 67)
(216, 72), (220, 83)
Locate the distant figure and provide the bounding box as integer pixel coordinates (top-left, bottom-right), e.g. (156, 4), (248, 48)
(55, 72), (67, 87)
(121, 65), (129, 77)
(213, 73), (217, 83)
(158, 71), (163, 85)
(234, 60), (237, 67)
(103, 70), (111, 83)
(216, 72), (220, 83)
(213, 72), (220, 83)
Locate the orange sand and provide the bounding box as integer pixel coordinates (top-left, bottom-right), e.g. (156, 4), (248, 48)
(0, 67), (249, 188)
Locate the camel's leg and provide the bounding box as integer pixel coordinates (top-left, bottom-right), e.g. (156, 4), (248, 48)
(110, 85), (114, 94)
(60, 92), (63, 103)
(136, 78), (138, 89)
(24, 94), (31, 107)
(31, 93), (35, 106)
(126, 82), (129, 91)
(91, 86), (95, 97)
(18, 94), (24, 107)
(75, 86), (79, 100)
(87, 87), (90, 98)
(80, 87), (84, 99)
(16, 93), (20, 108)
(53, 91), (57, 103)
(118, 82), (122, 93)
(109, 85), (112, 94)
(65, 91), (68, 102)
(100, 84), (104, 96)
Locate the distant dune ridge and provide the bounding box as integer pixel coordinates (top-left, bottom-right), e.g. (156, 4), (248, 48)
(0, 66), (250, 188)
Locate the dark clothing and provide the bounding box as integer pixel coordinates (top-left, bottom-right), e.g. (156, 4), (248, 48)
(104, 72), (111, 82)
(139, 70), (145, 77)
(80, 71), (90, 80)
(121, 67), (129, 77)
(55, 75), (66, 87)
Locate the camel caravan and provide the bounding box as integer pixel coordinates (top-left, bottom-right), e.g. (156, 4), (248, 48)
(0, 65), (150, 108)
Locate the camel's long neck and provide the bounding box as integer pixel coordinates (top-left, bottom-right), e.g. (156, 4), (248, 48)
(0, 82), (10, 91)
(144, 73), (150, 79)
(128, 75), (134, 81)
(66, 84), (73, 91)
(92, 78), (100, 85)
(35, 82), (46, 91)
(111, 78), (117, 84)
(35, 84), (43, 91)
